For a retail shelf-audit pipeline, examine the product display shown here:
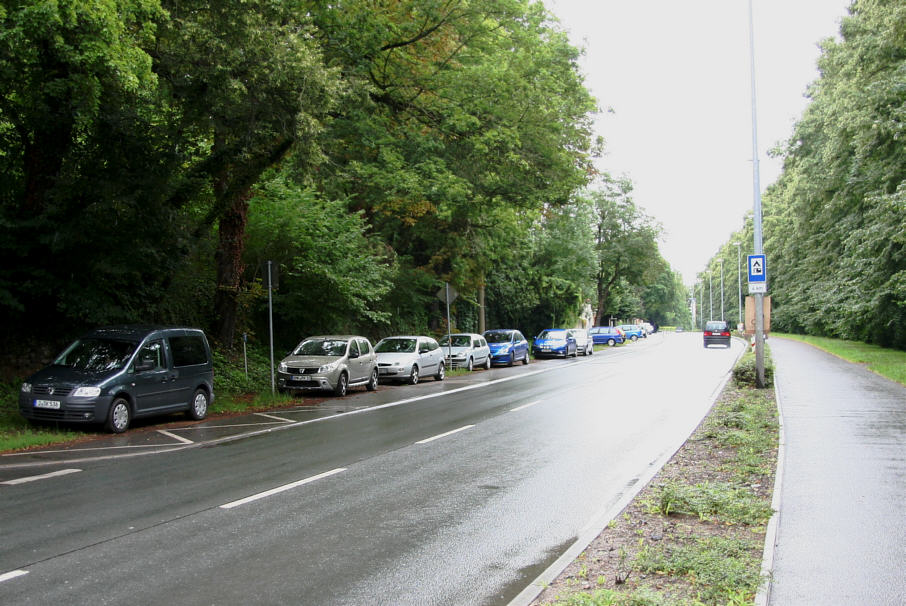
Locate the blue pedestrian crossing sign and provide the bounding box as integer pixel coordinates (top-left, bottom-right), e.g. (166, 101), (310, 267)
(748, 254), (766, 283)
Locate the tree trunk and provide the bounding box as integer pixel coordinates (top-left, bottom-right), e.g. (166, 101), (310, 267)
(213, 180), (251, 347)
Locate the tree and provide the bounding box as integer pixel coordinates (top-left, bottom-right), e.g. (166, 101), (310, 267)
(587, 179), (662, 325)
(151, 1), (341, 346)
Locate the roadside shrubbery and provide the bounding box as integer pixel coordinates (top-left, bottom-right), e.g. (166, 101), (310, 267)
(731, 345), (774, 388)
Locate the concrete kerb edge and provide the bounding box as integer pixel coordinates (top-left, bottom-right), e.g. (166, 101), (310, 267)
(507, 341), (744, 606)
(754, 362), (786, 606)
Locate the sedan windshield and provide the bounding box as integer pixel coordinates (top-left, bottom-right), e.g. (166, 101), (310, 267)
(484, 331), (512, 344)
(54, 338), (137, 372)
(294, 339), (348, 356)
(538, 330), (566, 339)
(439, 335), (471, 347)
(376, 338), (416, 353)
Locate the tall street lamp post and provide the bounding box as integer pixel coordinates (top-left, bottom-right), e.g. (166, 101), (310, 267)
(734, 243), (742, 328)
(748, 0), (767, 386)
(719, 258), (724, 321)
(709, 272), (713, 321)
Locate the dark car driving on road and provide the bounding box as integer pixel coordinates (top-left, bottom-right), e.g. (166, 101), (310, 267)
(703, 320), (732, 348)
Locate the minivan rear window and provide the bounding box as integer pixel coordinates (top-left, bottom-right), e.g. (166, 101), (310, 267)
(170, 335), (209, 367)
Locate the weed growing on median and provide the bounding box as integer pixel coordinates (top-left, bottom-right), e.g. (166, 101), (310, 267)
(635, 537), (762, 604)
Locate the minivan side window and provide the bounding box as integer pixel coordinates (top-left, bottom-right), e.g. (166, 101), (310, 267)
(136, 341), (165, 372)
(170, 335), (208, 367)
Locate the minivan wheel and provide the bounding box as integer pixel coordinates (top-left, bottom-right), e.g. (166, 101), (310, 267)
(408, 365), (420, 385)
(434, 362), (445, 381)
(187, 389), (208, 421)
(366, 368), (378, 391)
(106, 397), (131, 433)
(334, 372), (348, 397)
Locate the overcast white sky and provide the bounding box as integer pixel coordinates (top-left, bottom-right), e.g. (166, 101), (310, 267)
(545, 0), (852, 284)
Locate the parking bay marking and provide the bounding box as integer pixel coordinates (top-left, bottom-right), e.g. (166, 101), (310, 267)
(1, 468), (81, 486)
(254, 412), (296, 423)
(415, 425), (475, 445)
(220, 468), (347, 510)
(157, 429), (194, 444)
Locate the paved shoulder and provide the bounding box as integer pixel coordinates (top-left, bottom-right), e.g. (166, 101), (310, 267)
(768, 337), (906, 605)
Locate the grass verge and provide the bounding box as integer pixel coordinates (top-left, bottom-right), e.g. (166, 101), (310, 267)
(774, 333), (906, 386)
(533, 347), (778, 606)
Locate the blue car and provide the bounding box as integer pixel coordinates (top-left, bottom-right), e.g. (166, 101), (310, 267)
(484, 329), (530, 366)
(620, 324), (645, 342)
(589, 326), (625, 347)
(532, 328), (577, 358)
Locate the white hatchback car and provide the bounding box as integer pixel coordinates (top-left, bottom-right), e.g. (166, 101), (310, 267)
(375, 336), (445, 384)
(438, 333), (491, 371)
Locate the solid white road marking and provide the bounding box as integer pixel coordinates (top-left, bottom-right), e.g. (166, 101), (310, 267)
(254, 412), (295, 423)
(0, 570), (28, 583)
(415, 425), (475, 445)
(1, 468), (82, 486)
(157, 430), (194, 444)
(510, 400), (541, 412)
(220, 468), (347, 510)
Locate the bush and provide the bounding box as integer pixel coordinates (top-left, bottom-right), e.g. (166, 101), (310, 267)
(732, 347), (774, 388)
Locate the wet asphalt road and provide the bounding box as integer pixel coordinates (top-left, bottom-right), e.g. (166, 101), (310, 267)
(767, 338), (906, 605)
(0, 332), (742, 605)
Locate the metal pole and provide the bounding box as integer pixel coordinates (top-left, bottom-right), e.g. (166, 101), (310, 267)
(736, 243), (742, 328)
(445, 282), (453, 360)
(719, 259), (724, 321)
(748, 0), (766, 386)
(699, 281), (703, 329)
(709, 272), (713, 320)
(268, 261), (275, 394)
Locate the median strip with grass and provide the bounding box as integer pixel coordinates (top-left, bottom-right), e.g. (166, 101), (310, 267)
(533, 347), (779, 606)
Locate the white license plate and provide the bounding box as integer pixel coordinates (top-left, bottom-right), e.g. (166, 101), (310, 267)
(34, 399), (61, 410)
(294, 376), (312, 382)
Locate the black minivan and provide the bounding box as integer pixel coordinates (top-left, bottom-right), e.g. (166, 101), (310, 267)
(19, 326), (214, 433)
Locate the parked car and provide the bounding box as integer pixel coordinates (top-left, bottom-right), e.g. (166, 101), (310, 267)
(703, 320), (732, 348)
(278, 336), (378, 396)
(19, 325), (214, 433)
(374, 335), (445, 384)
(589, 326), (625, 347)
(483, 329), (530, 366)
(533, 328), (577, 358)
(620, 324), (645, 342)
(438, 333), (491, 371)
(570, 329), (595, 356)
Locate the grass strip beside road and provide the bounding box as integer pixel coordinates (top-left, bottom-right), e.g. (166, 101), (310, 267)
(533, 347), (779, 606)
(774, 333), (906, 386)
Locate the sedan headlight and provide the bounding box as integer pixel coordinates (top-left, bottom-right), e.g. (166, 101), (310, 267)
(73, 386), (102, 398)
(21, 382), (32, 393)
(318, 361), (340, 374)
(278, 362), (288, 372)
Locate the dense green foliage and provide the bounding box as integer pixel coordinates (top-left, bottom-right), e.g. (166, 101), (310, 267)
(702, 0), (906, 349)
(0, 0), (690, 370)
